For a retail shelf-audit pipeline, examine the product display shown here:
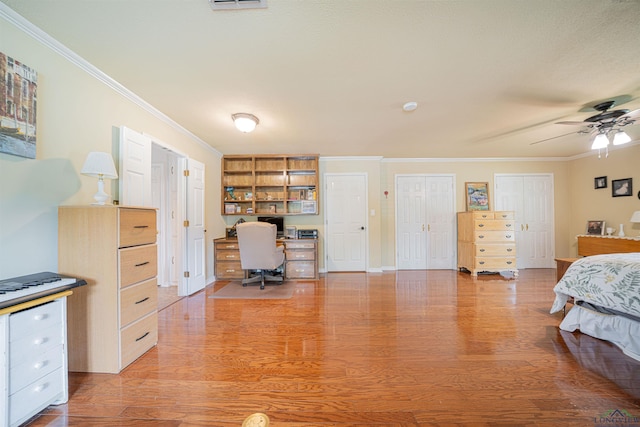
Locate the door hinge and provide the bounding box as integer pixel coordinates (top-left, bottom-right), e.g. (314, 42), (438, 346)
(183, 169), (190, 177)
(184, 271), (190, 278)
(184, 220), (189, 227)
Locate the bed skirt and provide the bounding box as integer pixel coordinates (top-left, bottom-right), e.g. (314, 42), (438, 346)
(560, 304), (640, 362)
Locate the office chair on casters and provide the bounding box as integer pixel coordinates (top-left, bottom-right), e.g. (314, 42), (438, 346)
(236, 222), (285, 290)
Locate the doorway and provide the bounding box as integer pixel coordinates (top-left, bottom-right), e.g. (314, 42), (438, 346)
(324, 173), (368, 272)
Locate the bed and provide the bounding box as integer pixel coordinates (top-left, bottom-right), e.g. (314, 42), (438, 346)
(550, 252), (640, 361)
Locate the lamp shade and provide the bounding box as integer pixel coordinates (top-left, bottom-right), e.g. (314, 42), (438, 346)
(591, 133), (609, 150)
(81, 151), (118, 179)
(232, 113), (259, 133)
(612, 130), (631, 146)
(630, 211), (640, 223)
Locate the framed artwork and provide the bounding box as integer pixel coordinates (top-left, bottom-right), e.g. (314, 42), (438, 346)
(612, 178), (632, 197)
(586, 220), (605, 235)
(465, 182), (490, 211)
(0, 52), (38, 159)
(594, 176), (607, 189)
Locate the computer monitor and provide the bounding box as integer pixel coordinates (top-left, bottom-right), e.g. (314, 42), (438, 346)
(257, 216), (284, 238)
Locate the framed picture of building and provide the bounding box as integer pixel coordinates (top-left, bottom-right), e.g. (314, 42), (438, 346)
(0, 52), (38, 159)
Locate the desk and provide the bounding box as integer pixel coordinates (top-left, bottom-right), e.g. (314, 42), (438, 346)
(214, 238), (319, 280)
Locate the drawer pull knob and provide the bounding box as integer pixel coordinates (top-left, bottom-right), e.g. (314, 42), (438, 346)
(226, 269), (236, 273)
(478, 235), (485, 239)
(33, 337), (48, 345)
(507, 248), (513, 252)
(226, 255), (235, 258)
(478, 224), (484, 227)
(33, 383), (48, 393)
(506, 223), (512, 227)
(33, 314), (47, 321)
(136, 332), (150, 342)
(506, 235), (512, 238)
(507, 261), (513, 265)
(479, 249), (485, 252)
(135, 297), (150, 304)
(133, 225), (149, 229)
(479, 261), (485, 265)
(135, 261), (150, 267)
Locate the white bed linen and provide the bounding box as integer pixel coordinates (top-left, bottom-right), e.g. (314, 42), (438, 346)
(560, 304), (640, 362)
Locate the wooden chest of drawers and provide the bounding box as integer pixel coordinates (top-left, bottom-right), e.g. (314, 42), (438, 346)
(457, 211), (518, 277)
(59, 206), (158, 373)
(214, 238), (318, 280)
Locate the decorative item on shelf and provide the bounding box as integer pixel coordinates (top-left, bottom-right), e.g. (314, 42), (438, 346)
(269, 204), (276, 213)
(225, 186), (236, 200)
(586, 220), (605, 236)
(81, 151), (119, 205)
(606, 227), (614, 236)
(244, 191), (253, 200)
(612, 178), (632, 197)
(618, 224), (625, 237)
(465, 182), (490, 211)
(594, 176), (607, 189)
(247, 208), (254, 214)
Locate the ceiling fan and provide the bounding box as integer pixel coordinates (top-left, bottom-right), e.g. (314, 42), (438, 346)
(531, 100), (640, 148)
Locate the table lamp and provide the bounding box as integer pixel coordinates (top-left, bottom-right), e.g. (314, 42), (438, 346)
(81, 151), (118, 205)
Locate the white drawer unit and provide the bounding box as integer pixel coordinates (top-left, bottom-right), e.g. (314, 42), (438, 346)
(0, 295), (69, 427)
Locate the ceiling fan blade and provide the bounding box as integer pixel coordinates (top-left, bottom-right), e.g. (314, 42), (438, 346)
(555, 120), (593, 126)
(530, 131), (584, 145)
(620, 108), (640, 119)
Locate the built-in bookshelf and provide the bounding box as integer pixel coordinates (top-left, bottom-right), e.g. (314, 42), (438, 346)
(222, 154), (319, 215)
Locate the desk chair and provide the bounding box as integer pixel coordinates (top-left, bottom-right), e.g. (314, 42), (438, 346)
(236, 222), (285, 290)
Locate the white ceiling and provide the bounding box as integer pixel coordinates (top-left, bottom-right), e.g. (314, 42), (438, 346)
(3, 0), (640, 158)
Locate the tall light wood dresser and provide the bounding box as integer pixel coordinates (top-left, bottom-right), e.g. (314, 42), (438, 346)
(457, 211), (518, 277)
(58, 206), (158, 373)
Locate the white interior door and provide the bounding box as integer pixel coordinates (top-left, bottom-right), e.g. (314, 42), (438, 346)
(397, 176), (427, 269)
(396, 175), (455, 270)
(119, 126), (151, 207)
(184, 158), (206, 295)
(325, 173), (367, 272)
(494, 174), (555, 269)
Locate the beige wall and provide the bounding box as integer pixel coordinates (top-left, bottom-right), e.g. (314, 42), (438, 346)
(567, 144), (640, 254)
(0, 17), (225, 278)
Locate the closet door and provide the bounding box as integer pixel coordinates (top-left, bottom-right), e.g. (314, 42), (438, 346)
(494, 174), (555, 269)
(396, 175), (455, 270)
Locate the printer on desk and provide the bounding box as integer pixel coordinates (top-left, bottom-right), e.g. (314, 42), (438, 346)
(297, 229), (318, 239)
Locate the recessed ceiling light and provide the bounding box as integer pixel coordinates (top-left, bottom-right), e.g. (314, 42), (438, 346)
(403, 102), (418, 112)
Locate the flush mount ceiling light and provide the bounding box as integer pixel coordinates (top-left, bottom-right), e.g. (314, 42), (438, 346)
(402, 102), (418, 112)
(232, 113), (259, 133)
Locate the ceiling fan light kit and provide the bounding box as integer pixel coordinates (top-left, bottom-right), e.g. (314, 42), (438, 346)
(612, 130), (631, 146)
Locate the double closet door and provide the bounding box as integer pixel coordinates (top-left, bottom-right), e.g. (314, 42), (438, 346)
(494, 174), (555, 269)
(396, 175), (456, 270)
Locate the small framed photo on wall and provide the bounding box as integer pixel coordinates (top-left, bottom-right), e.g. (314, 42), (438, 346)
(612, 178), (632, 197)
(594, 176), (607, 189)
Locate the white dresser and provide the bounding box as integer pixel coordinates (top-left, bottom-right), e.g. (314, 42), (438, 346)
(0, 293), (70, 427)
(58, 206), (158, 373)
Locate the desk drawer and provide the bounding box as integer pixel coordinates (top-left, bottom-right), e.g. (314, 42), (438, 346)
(285, 241), (316, 250)
(215, 241), (239, 250)
(9, 299), (63, 338)
(119, 244), (157, 288)
(119, 208), (156, 248)
(216, 261), (244, 279)
(216, 250), (241, 262)
(10, 322), (63, 361)
(286, 261), (316, 279)
(121, 278), (158, 327)
(285, 250), (315, 261)
(121, 311), (158, 368)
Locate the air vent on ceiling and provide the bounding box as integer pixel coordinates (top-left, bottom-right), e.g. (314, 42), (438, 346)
(209, 0), (267, 10)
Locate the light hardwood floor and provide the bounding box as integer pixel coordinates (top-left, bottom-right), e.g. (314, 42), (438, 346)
(28, 269), (640, 426)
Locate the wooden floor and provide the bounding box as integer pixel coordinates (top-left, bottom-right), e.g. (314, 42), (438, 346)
(29, 269), (640, 426)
